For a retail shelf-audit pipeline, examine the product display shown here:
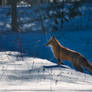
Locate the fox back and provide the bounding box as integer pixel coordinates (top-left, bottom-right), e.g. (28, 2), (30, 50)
(45, 36), (92, 74)
(46, 36), (76, 62)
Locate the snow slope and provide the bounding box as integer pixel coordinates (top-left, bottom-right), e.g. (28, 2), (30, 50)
(0, 51), (92, 92)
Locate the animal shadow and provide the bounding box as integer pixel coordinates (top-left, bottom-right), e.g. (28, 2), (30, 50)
(43, 65), (68, 69)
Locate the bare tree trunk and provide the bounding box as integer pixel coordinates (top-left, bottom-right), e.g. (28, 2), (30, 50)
(11, 0), (17, 31)
(38, 1), (46, 33)
(2, 0), (7, 5)
(0, 0), (2, 5)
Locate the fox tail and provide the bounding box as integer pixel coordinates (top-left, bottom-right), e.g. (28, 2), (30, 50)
(81, 56), (92, 74)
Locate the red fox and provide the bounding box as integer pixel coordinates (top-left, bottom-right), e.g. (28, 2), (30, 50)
(46, 36), (92, 74)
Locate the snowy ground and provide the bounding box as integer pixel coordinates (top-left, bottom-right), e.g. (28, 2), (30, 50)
(0, 51), (92, 92)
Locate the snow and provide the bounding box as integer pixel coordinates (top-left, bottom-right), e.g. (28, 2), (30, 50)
(0, 52), (92, 92)
(0, 3), (92, 92)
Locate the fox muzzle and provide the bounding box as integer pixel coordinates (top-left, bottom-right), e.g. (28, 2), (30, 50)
(45, 43), (49, 46)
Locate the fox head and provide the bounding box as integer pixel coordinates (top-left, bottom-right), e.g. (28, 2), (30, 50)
(45, 36), (56, 46)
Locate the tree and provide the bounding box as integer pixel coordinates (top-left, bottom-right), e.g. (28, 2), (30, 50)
(0, 0), (2, 5)
(2, 0), (7, 5)
(11, 0), (17, 31)
(8, 0), (17, 31)
(44, 0), (83, 31)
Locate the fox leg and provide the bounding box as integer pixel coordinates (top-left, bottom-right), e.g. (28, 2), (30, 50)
(73, 64), (83, 72)
(57, 58), (64, 65)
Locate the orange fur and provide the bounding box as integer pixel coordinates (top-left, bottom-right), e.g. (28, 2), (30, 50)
(46, 36), (92, 74)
